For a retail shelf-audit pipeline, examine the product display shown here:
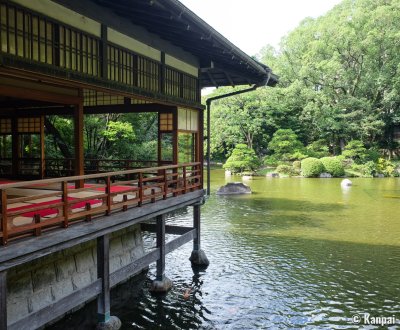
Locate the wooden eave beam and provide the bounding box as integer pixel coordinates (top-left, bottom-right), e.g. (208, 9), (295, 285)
(83, 103), (176, 114)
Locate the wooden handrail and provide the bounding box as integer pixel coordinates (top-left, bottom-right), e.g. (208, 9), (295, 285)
(0, 162), (200, 189)
(0, 162), (202, 245)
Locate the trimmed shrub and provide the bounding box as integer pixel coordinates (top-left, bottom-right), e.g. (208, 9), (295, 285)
(301, 157), (325, 177)
(320, 157), (345, 177)
(292, 160), (301, 169)
(223, 144), (259, 173)
(276, 164), (297, 176)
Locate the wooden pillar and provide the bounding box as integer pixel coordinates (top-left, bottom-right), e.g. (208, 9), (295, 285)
(159, 52), (165, 94)
(40, 116), (45, 179)
(100, 24), (108, 79)
(0, 270), (7, 330)
(172, 108), (178, 165)
(198, 109), (204, 188)
(11, 117), (19, 177)
(189, 203), (209, 267)
(157, 113), (162, 165)
(97, 234), (110, 323)
(74, 102), (84, 188)
(193, 204), (201, 251)
(156, 214), (166, 281)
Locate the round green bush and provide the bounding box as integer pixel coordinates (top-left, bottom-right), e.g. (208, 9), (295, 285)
(276, 164), (294, 176)
(320, 157), (345, 177)
(292, 160), (301, 169)
(301, 157), (325, 177)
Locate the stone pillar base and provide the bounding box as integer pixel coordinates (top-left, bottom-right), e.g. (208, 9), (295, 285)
(96, 316), (122, 330)
(189, 249), (209, 267)
(149, 277), (173, 293)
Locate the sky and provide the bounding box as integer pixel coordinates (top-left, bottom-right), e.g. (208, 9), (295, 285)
(179, 0), (343, 56)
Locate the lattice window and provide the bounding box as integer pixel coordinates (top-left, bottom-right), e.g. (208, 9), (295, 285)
(17, 117), (41, 133)
(159, 113), (173, 132)
(59, 25), (100, 75)
(178, 108), (198, 132)
(0, 3), (54, 64)
(0, 118), (11, 134)
(83, 90), (125, 106)
(137, 55), (159, 92)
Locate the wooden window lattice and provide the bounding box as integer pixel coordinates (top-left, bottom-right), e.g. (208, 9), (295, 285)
(159, 113), (173, 132)
(0, 2), (199, 103)
(0, 118), (11, 134)
(17, 117), (41, 133)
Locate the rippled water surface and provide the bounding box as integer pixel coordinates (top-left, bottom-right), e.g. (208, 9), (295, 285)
(52, 171), (400, 329)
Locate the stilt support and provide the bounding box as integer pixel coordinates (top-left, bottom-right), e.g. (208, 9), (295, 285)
(150, 214), (172, 293)
(96, 235), (121, 330)
(189, 204), (209, 267)
(0, 271), (7, 330)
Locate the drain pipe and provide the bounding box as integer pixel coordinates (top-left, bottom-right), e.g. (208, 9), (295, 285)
(205, 79), (269, 195)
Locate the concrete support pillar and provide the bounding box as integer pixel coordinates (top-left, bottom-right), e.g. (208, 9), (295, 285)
(189, 204), (209, 267)
(150, 214), (172, 293)
(96, 235), (121, 330)
(0, 270), (7, 330)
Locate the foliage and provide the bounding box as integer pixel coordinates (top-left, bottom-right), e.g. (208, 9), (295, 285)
(306, 140), (330, 158)
(376, 158), (395, 176)
(223, 144), (260, 173)
(268, 129), (304, 161)
(292, 160), (301, 169)
(263, 155), (280, 167)
(276, 164), (299, 176)
(320, 157), (345, 177)
(342, 140), (368, 164)
(349, 161), (377, 177)
(301, 157), (325, 177)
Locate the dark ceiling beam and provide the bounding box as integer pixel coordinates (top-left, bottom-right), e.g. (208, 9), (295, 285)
(83, 103), (176, 114)
(206, 71), (218, 88)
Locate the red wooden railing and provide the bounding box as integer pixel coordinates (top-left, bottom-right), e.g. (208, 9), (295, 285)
(0, 162), (202, 245)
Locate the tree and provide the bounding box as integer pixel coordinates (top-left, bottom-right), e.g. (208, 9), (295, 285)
(223, 144), (259, 173)
(268, 129), (304, 160)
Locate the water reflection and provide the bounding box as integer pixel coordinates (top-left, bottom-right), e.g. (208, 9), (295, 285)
(49, 172), (400, 329)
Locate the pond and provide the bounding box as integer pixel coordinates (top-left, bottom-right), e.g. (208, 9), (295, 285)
(52, 170), (400, 329)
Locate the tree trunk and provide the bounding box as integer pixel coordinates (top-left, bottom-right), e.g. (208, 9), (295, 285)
(44, 117), (73, 158)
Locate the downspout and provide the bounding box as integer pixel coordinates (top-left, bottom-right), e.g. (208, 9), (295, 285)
(205, 74), (270, 195)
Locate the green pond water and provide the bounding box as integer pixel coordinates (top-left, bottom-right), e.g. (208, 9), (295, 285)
(52, 170), (400, 329)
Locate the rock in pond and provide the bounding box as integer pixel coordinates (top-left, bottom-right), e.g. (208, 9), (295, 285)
(216, 182), (252, 195)
(341, 179), (352, 187)
(320, 172), (332, 178)
(266, 172), (279, 178)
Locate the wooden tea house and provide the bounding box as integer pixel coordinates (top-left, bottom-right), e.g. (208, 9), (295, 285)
(0, 0), (277, 328)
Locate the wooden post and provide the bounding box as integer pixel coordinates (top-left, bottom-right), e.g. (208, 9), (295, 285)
(97, 234), (111, 323)
(198, 109), (204, 188)
(1, 190), (8, 246)
(106, 176), (111, 215)
(0, 270), (7, 330)
(193, 204), (200, 251)
(138, 173), (143, 206)
(100, 24), (108, 79)
(62, 181), (69, 228)
(11, 117), (19, 177)
(163, 169), (167, 200)
(172, 108), (178, 165)
(156, 214), (166, 281)
(189, 203), (209, 267)
(74, 101), (84, 188)
(183, 166), (187, 194)
(40, 116), (45, 179)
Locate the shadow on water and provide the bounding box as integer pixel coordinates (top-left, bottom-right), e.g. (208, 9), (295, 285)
(48, 174), (400, 329)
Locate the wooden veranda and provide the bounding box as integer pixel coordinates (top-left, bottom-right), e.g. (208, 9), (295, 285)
(0, 0), (277, 328)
